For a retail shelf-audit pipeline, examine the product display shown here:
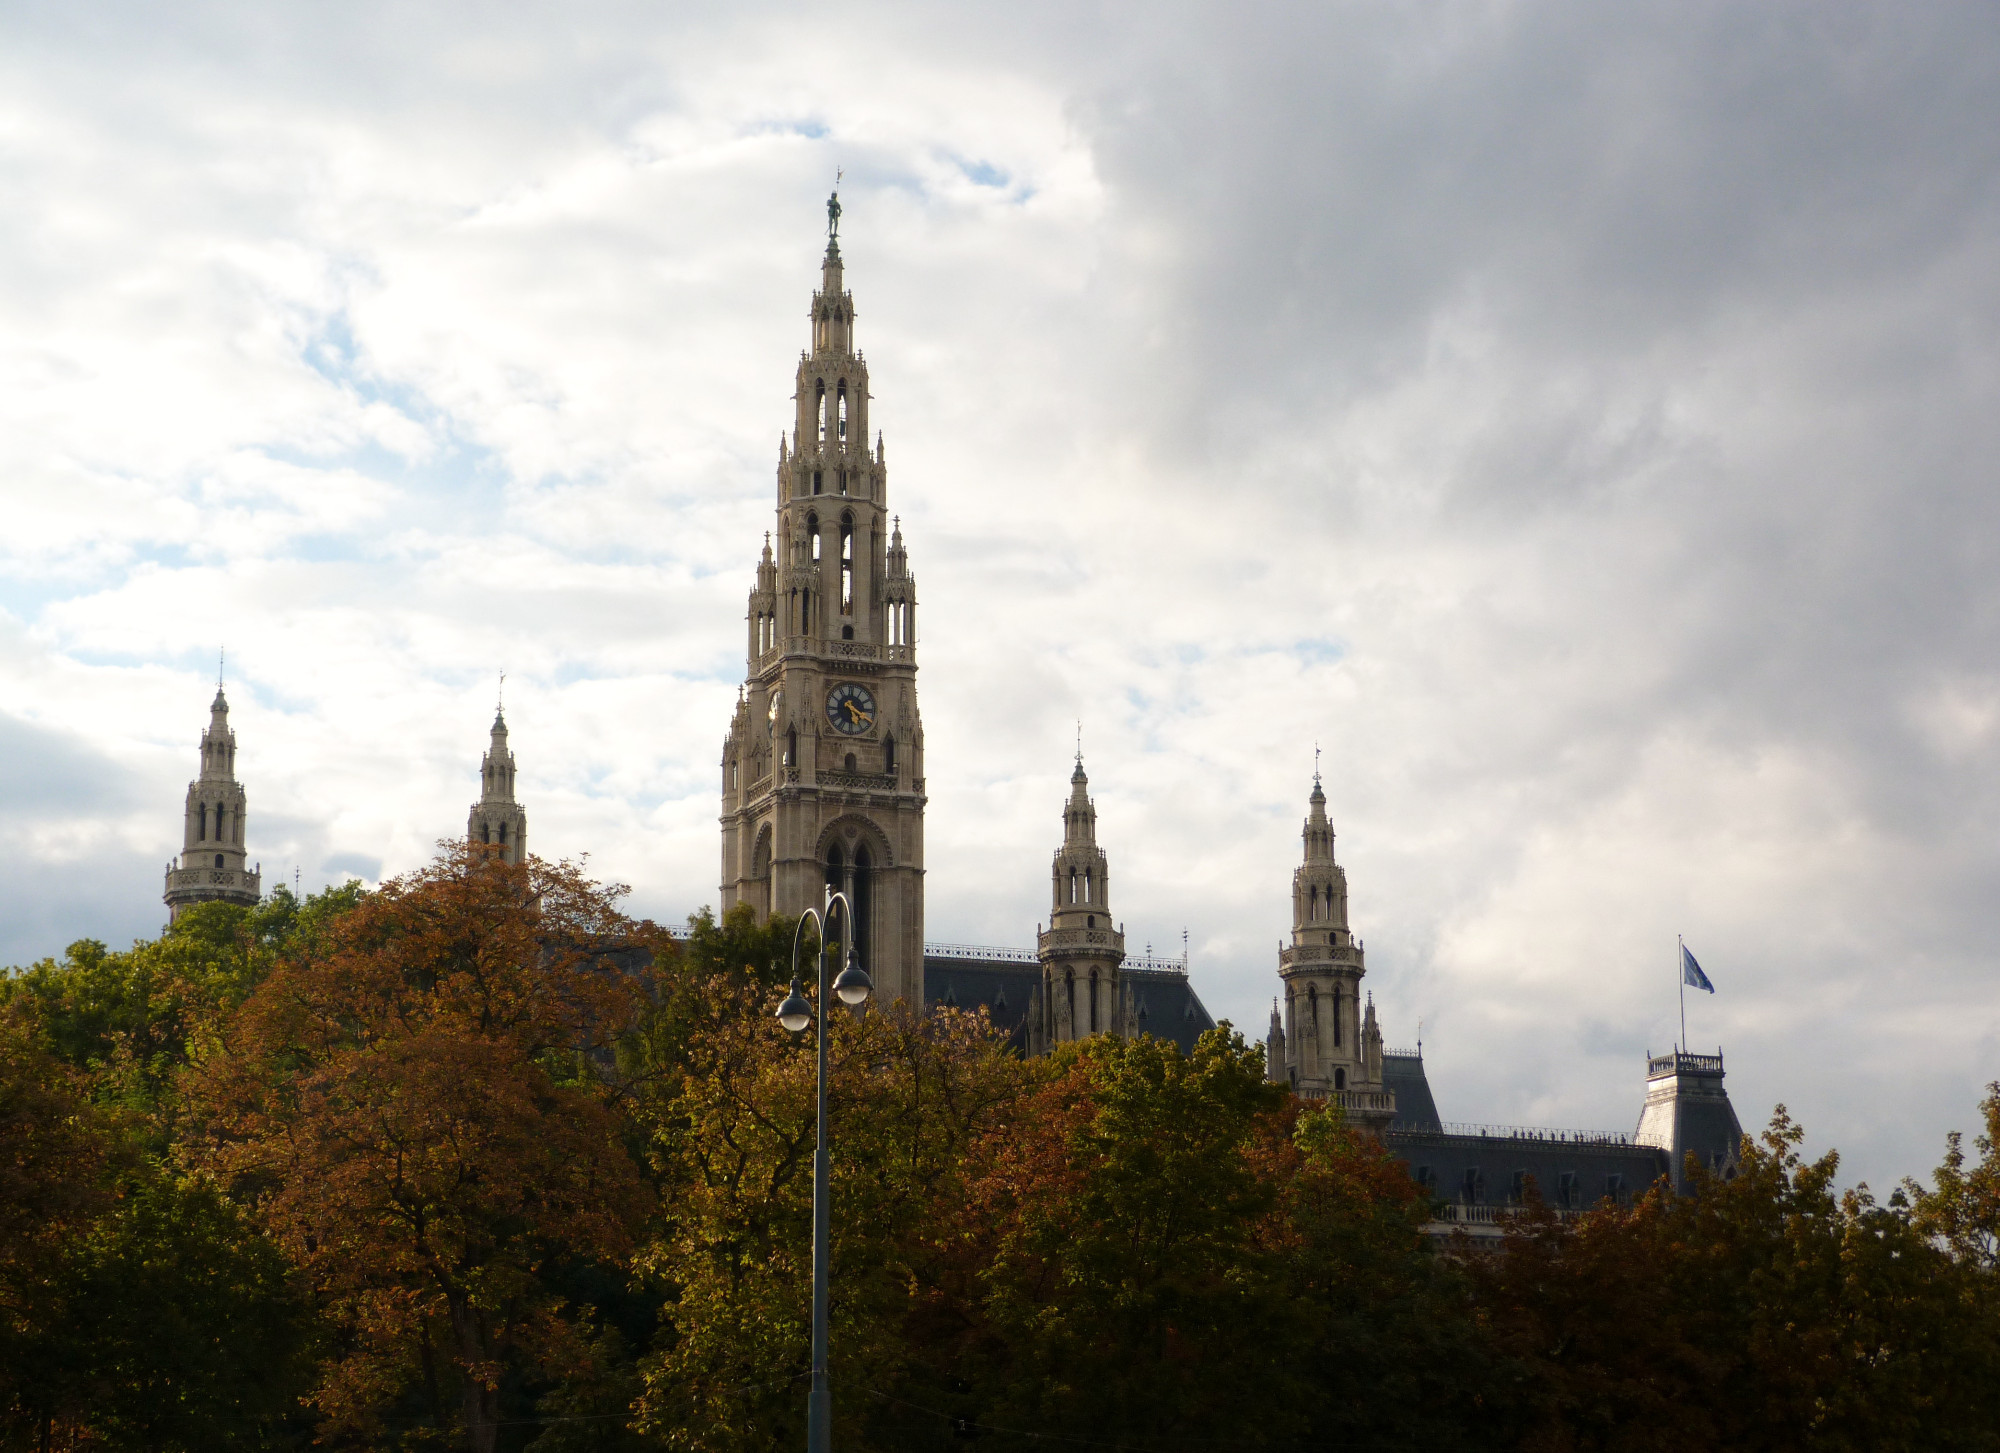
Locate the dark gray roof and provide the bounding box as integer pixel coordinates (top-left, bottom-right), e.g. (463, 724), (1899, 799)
(1382, 1050), (1442, 1132)
(1385, 1127), (1673, 1210)
(922, 955), (1218, 1056)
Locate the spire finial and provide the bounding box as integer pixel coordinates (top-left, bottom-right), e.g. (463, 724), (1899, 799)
(218, 646), (225, 688)
(1313, 741), (1321, 787)
(497, 671), (505, 715)
(827, 178), (842, 246)
(1075, 719), (1083, 765)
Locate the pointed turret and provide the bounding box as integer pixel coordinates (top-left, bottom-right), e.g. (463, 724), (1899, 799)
(164, 683), (260, 921)
(1037, 752), (1128, 1043)
(1269, 767), (1395, 1128)
(468, 706), (529, 864)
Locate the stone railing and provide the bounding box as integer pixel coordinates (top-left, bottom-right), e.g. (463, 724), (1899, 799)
(1393, 1122), (1637, 1147)
(1649, 1051), (1724, 1076)
(1317, 1088), (1397, 1116)
(766, 637), (915, 665)
(164, 864), (262, 897)
(1038, 926), (1124, 954)
(926, 942), (1040, 964)
(817, 769), (898, 791)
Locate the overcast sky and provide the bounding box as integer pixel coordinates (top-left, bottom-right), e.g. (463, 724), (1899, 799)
(4, 1), (1997, 1191)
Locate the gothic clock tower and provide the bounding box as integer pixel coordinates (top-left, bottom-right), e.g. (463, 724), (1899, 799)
(719, 197), (926, 1008)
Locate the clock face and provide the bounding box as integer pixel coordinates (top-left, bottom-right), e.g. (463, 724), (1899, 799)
(825, 682), (876, 735)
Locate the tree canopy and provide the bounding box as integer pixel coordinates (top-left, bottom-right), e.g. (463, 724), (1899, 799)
(4, 850), (1998, 1451)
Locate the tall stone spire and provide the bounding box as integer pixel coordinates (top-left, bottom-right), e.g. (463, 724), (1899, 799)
(1033, 753), (1129, 1048)
(164, 684), (261, 921)
(1267, 768), (1392, 1127)
(717, 195), (928, 1008)
(468, 705), (528, 865)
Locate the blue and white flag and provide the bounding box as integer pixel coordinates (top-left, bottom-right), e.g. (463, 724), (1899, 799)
(1681, 943), (1715, 994)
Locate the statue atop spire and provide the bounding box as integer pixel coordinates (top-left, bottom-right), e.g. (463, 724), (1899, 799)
(826, 183), (842, 251)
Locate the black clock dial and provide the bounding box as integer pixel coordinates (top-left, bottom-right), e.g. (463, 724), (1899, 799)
(825, 682), (876, 736)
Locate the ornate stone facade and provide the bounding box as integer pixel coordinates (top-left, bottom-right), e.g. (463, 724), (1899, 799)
(717, 206), (927, 1009)
(468, 709), (528, 863)
(162, 687), (261, 920)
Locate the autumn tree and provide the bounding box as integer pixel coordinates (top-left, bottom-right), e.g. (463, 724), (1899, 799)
(1473, 1107), (2000, 1451)
(190, 846), (659, 1453)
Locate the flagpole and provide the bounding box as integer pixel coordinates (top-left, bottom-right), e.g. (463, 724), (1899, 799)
(1677, 934), (1687, 1053)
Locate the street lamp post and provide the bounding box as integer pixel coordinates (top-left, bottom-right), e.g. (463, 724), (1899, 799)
(774, 889), (873, 1453)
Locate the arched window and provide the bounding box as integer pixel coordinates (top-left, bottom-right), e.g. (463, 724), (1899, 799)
(1083, 868), (1093, 903)
(198, 803), (207, 841)
(1089, 970), (1099, 1033)
(498, 821), (508, 845)
(812, 469), (823, 495)
(816, 380), (827, 442)
(1335, 1068), (1346, 1090)
(884, 735), (896, 772)
(825, 842), (844, 897)
(807, 513), (821, 563)
(214, 853), (224, 869)
(844, 752), (856, 772)
(840, 515), (854, 612)
(1069, 867), (1078, 903)
(481, 822), (490, 844)
(1332, 990), (1342, 1046)
(837, 381), (848, 441)
(852, 843), (873, 969)
(786, 727), (797, 768)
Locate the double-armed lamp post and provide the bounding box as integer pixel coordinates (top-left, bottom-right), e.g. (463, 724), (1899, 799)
(774, 889), (873, 1453)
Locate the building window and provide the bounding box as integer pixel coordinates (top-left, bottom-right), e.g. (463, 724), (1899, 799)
(884, 735), (896, 772)
(198, 803), (207, 841)
(1510, 1170), (1529, 1205)
(844, 753), (856, 772)
(1558, 1172), (1578, 1209)
(1334, 1068), (1346, 1090)
(786, 728), (797, 768)
(837, 380), (848, 441)
(1605, 1173), (1626, 1206)
(840, 515), (854, 612)
(214, 853), (224, 869)
(812, 469), (823, 495)
(1462, 1168), (1483, 1206)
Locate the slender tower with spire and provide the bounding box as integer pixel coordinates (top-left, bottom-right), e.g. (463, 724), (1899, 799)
(468, 694), (528, 864)
(1268, 768), (1392, 1126)
(718, 192), (927, 1008)
(1030, 752), (1130, 1050)
(163, 678), (261, 921)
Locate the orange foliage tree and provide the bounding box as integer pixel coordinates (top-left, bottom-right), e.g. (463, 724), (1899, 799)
(189, 846), (662, 1453)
